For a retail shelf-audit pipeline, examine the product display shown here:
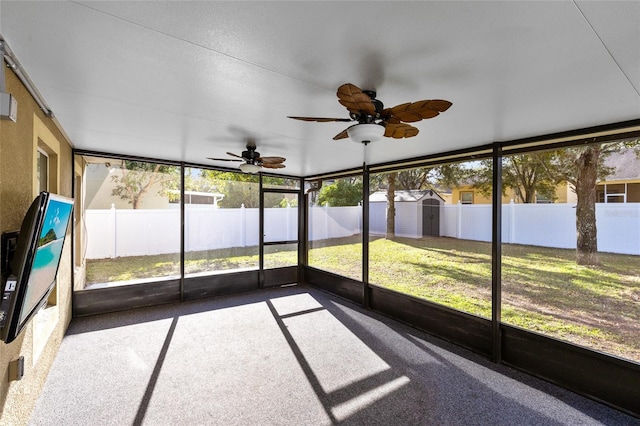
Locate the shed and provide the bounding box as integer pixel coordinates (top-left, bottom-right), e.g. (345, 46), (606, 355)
(369, 189), (445, 238)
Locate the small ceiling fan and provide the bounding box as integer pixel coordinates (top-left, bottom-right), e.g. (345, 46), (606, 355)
(288, 83), (451, 144)
(207, 139), (286, 173)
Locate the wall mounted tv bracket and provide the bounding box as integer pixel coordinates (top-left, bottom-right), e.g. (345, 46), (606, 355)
(0, 231), (19, 328)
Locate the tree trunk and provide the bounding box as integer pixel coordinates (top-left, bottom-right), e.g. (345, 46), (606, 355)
(386, 173), (396, 239)
(524, 185), (536, 203)
(575, 147), (599, 265)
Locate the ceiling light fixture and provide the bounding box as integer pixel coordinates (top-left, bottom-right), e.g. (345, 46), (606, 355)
(347, 123), (385, 145)
(239, 163), (261, 174)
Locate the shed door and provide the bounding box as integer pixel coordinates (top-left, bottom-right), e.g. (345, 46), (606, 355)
(422, 198), (440, 237)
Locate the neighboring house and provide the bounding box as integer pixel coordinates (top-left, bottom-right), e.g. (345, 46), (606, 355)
(451, 183), (576, 205)
(167, 190), (225, 207)
(449, 149), (640, 205)
(596, 149), (640, 203)
(450, 184), (512, 205)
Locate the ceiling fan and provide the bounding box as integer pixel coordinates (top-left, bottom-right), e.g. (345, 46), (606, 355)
(288, 83), (452, 144)
(207, 139), (286, 173)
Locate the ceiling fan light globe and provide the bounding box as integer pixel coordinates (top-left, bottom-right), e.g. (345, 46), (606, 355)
(239, 163), (262, 173)
(347, 123), (385, 144)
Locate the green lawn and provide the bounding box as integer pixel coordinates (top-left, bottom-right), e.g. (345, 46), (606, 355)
(86, 236), (640, 363)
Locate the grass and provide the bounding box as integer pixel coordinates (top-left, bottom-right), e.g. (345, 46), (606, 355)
(86, 236), (640, 363)
(86, 246), (298, 282)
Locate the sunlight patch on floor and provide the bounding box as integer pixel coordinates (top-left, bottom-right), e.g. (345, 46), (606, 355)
(332, 375), (411, 421)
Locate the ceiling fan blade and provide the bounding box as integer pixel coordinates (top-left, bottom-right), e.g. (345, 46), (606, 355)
(426, 99), (453, 112)
(384, 99), (452, 123)
(383, 122), (420, 139)
(261, 163), (286, 169)
(288, 116), (352, 122)
(207, 157), (243, 162)
(226, 151), (244, 159)
(332, 126), (353, 140)
(337, 83), (376, 115)
(258, 156), (286, 164)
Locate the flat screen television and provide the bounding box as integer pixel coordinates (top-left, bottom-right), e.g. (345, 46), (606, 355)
(1, 192), (74, 344)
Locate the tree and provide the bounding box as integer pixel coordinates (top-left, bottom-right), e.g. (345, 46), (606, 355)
(111, 161), (177, 209)
(396, 168), (432, 191)
(196, 170), (259, 208)
(372, 165), (467, 239)
(386, 172), (396, 239)
(161, 167), (222, 204)
(197, 170), (298, 208)
(547, 143), (628, 266)
(472, 153), (558, 203)
(467, 141), (639, 265)
(316, 178), (362, 206)
(573, 147), (600, 265)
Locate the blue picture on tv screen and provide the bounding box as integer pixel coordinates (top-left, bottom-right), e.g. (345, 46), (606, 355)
(19, 198), (73, 324)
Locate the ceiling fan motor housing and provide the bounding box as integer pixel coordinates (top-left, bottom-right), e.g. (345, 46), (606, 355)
(363, 91), (384, 112)
(209, 142), (285, 171)
(242, 148), (260, 164)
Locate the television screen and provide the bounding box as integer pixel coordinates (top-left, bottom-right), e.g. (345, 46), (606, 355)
(0, 192), (74, 344)
(19, 195), (74, 324)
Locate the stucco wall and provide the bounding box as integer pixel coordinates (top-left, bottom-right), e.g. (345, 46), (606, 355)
(0, 69), (74, 424)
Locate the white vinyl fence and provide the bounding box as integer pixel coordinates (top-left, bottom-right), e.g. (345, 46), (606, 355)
(85, 202), (640, 259)
(370, 202), (423, 238)
(86, 205), (361, 259)
(308, 205), (362, 241)
(441, 202), (640, 255)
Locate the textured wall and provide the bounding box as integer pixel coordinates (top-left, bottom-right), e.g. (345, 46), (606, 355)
(0, 68), (74, 424)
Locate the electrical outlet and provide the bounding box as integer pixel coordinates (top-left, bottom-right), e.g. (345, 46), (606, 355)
(9, 356), (24, 381)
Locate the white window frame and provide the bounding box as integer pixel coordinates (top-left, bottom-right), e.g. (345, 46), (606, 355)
(603, 183), (627, 203)
(37, 148), (49, 193)
(460, 191), (473, 204)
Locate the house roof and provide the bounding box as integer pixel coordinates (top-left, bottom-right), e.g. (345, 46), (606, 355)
(1, 2), (639, 176)
(369, 190), (445, 203)
(602, 149), (640, 182)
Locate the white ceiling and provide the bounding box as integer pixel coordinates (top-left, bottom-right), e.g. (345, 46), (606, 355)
(1, 1), (639, 177)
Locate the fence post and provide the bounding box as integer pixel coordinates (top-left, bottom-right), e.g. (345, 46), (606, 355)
(457, 200), (462, 239)
(110, 204), (116, 259)
(286, 204), (292, 241)
(415, 201), (419, 238)
(308, 206), (312, 242)
(324, 203), (330, 240)
(509, 200), (515, 244)
(184, 204), (189, 252)
(240, 204), (246, 247)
